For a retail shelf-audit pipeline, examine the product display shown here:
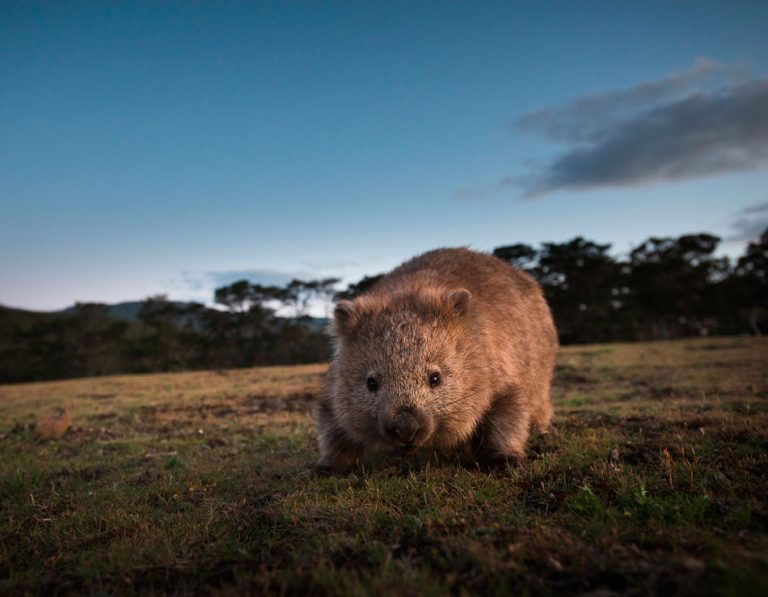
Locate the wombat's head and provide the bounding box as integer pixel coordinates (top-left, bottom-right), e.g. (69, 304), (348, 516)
(329, 288), (484, 452)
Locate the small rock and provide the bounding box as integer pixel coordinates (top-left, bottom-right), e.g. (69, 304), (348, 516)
(35, 407), (71, 440)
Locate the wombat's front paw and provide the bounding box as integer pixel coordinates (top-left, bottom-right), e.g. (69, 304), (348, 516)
(315, 454), (357, 476)
(469, 453), (523, 472)
(540, 423), (559, 437)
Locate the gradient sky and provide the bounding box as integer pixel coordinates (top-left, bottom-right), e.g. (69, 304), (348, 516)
(2, 1), (767, 312)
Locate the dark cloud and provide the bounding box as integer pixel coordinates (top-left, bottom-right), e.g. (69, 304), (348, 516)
(518, 58), (742, 144)
(739, 202), (768, 215)
(512, 60), (768, 197)
(729, 202), (768, 241)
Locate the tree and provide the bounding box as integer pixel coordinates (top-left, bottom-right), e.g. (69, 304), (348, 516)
(492, 243), (538, 273)
(135, 295), (185, 371)
(535, 237), (623, 343)
(250, 283), (290, 311)
(730, 228), (768, 335)
(315, 277), (341, 317)
(70, 303), (129, 376)
(628, 234), (727, 338)
(735, 228), (768, 284)
(214, 280), (253, 313)
(285, 279), (317, 318)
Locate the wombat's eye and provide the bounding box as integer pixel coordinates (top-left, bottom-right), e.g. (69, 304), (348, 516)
(428, 372), (441, 388)
(366, 376), (379, 392)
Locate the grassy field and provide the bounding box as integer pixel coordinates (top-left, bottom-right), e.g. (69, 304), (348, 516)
(1, 337), (767, 595)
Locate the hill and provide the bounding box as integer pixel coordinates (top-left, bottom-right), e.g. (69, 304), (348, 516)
(61, 301), (195, 322)
(1, 301), (329, 326)
(0, 300), (200, 322)
(1, 336), (766, 594)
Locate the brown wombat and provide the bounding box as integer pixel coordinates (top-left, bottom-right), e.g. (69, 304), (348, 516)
(314, 248), (558, 471)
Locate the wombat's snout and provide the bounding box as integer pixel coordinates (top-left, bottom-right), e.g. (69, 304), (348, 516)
(383, 407), (427, 448)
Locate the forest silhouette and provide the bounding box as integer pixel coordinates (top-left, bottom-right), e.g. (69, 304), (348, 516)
(1, 230), (765, 383)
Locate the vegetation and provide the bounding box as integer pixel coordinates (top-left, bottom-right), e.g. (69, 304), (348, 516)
(1, 337), (766, 594)
(1, 230), (765, 383)
(493, 230), (766, 344)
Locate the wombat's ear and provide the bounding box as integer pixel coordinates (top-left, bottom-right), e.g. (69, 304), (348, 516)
(332, 300), (357, 337)
(448, 289), (471, 316)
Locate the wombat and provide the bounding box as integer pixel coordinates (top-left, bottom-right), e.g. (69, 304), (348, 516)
(314, 248), (558, 471)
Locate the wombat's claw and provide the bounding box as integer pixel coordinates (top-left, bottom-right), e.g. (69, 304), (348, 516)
(468, 454), (522, 472)
(542, 424), (559, 437)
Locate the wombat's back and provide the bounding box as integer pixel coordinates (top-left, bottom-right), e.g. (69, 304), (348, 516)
(378, 247), (536, 295)
(377, 248), (552, 332)
(374, 247), (558, 378)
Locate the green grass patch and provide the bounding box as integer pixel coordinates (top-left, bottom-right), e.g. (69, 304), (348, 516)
(0, 337), (767, 594)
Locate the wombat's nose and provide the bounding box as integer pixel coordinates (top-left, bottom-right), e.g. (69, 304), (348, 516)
(385, 409), (422, 445)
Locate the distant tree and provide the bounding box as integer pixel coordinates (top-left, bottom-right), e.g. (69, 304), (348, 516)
(214, 280), (253, 313)
(0, 303), (131, 382)
(492, 243), (538, 273)
(4, 310), (67, 381)
(534, 237), (623, 343)
(250, 283), (290, 311)
(628, 233), (727, 338)
(730, 228), (768, 335)
(285, 279), (317, 318)
(70, 303), (129, 376)
(735, 228), (768, 285)
(210, 282), (281, 366)
(135, 295), (185, 371)
(315, 277), (341, 317)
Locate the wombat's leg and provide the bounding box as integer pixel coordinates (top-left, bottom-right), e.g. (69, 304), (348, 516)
(472, 390), (531, 465)
(315, 402), (361, 473)
(530, 386), (554, 435)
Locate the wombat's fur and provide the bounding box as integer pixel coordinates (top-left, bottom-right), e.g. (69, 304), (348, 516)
(315, 248), (558, 471)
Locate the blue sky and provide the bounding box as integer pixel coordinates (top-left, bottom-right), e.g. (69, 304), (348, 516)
(1, 1), (767, 312)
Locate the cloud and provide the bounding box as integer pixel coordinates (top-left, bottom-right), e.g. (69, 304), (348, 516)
(518, 58), (743, 144)
(739, 202), (768, 215)
(510, 59), (768, 197)
(729, 202), (768, 241)
(202, 268), (312, 288)
(455, 181), (511, 202)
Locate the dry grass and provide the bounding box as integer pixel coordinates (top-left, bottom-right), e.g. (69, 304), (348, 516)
(1, 337), (767, 595)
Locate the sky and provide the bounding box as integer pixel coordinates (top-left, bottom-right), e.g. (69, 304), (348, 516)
(1, 1), (767, 313)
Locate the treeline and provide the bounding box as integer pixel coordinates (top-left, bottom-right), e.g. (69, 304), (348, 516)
(0, 230), (765, 383)
(490, 231), (765, 344)
(0, 281), (337, 383)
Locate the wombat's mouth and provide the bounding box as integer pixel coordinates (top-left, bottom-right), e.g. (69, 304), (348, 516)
(389, 429), (430, 451)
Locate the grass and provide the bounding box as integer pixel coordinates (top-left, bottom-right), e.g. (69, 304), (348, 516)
(1, 337), (767, 595)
